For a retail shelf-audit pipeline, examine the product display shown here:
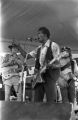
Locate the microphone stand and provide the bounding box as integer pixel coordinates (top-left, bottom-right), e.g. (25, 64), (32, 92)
(21, 53), (28, 102)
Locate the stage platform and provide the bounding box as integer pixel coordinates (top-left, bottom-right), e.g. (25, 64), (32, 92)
(0, 101), (73, 120)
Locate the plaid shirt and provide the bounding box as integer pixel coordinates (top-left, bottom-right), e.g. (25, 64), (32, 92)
(1, 53), (23, 76)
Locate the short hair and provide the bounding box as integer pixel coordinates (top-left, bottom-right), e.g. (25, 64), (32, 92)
(38, 27), (50, 38)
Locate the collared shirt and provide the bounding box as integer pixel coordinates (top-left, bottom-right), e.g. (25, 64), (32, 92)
(2, 53), (21, 66)
(1, 53), (23, 78)
(29, 39), (60, 67)
(39, 40), (50, 66)
(40, 40), (60, 67)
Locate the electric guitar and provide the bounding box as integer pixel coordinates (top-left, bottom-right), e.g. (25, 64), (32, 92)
(32, 52), (66, 88)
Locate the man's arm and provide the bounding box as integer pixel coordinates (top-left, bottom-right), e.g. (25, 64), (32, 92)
(14, 43), (37, 59)
(15, 44), (32, 59)
(73, 60), (78, 77)
(51, 42), (61, 68)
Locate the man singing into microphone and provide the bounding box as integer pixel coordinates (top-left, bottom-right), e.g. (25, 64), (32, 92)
(15, 27), (61, 102)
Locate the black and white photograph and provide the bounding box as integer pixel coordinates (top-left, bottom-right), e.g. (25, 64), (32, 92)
(0, 0), (78, 120)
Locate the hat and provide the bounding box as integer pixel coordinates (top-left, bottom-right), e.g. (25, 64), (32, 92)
(61, 47), (72, 58)
(61, 46), (71, 52)
(8, 43), (18, 50)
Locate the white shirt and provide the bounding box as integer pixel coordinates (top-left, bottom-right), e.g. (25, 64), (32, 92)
(29, 40), (60, 67)
(39, 40), (50, 67)
(40, 40), (60, 67)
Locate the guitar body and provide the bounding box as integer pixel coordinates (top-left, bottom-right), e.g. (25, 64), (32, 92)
(32, 52), (66, 88)
(2, 65), (19, 79)
(32, 72), (44, 88)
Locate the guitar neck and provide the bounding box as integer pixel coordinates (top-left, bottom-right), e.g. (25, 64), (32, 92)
(40, 58), (57, 74)
(48, 58), (56, 66)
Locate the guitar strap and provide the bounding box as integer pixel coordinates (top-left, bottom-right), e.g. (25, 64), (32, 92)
(61, 62), (71, 71)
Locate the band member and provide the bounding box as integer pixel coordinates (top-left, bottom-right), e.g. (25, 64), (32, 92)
(33, 27), (61, 102)
(1, 44), (23, 101)
(17, 27), (60, 102)
(58, 47), (76, 103)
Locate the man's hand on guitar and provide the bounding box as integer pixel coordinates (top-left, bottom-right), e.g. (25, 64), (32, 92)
(40, 66), (47, 74)
(33, 74), (37, 80)
(46, 60), (60, 70)
(51, 62), (60, 69)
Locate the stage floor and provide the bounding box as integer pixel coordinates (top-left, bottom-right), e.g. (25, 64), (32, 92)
(0, 101), (73, 120)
